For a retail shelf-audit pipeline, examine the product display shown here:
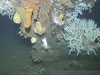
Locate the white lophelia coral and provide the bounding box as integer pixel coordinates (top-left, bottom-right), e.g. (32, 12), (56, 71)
(63, 2), (100, 55)
(0, 0), (15, 19)
(66, 1), (92, 22)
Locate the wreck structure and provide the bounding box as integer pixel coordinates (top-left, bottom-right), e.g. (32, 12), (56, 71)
(0, 0), (100, 57)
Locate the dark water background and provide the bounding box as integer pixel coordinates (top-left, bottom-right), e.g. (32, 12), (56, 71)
(0, 14), (32, 74)
(0, 0), (100, 75)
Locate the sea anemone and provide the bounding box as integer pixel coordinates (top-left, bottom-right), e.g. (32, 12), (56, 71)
(41, 38), (48, 49)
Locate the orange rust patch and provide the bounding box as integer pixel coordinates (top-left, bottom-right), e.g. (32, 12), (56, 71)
(24, 9), (33, 28)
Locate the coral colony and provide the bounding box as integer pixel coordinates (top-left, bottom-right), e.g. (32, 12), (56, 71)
(0, 0), (100, 56)
(63, 1), (100, 55)
(0, 0), (15, 19)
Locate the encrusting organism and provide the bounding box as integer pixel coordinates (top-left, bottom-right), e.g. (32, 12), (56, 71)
(13, 12), (21, 24)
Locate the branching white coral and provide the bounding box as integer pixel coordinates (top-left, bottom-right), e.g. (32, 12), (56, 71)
(63, 2), (100, 55)
(0, 0), (15, 19)
(66, 1), (92, 22)
(63, 18), (100, 55)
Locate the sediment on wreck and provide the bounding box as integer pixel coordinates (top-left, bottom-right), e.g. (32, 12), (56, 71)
(39, 6), (54, 45)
